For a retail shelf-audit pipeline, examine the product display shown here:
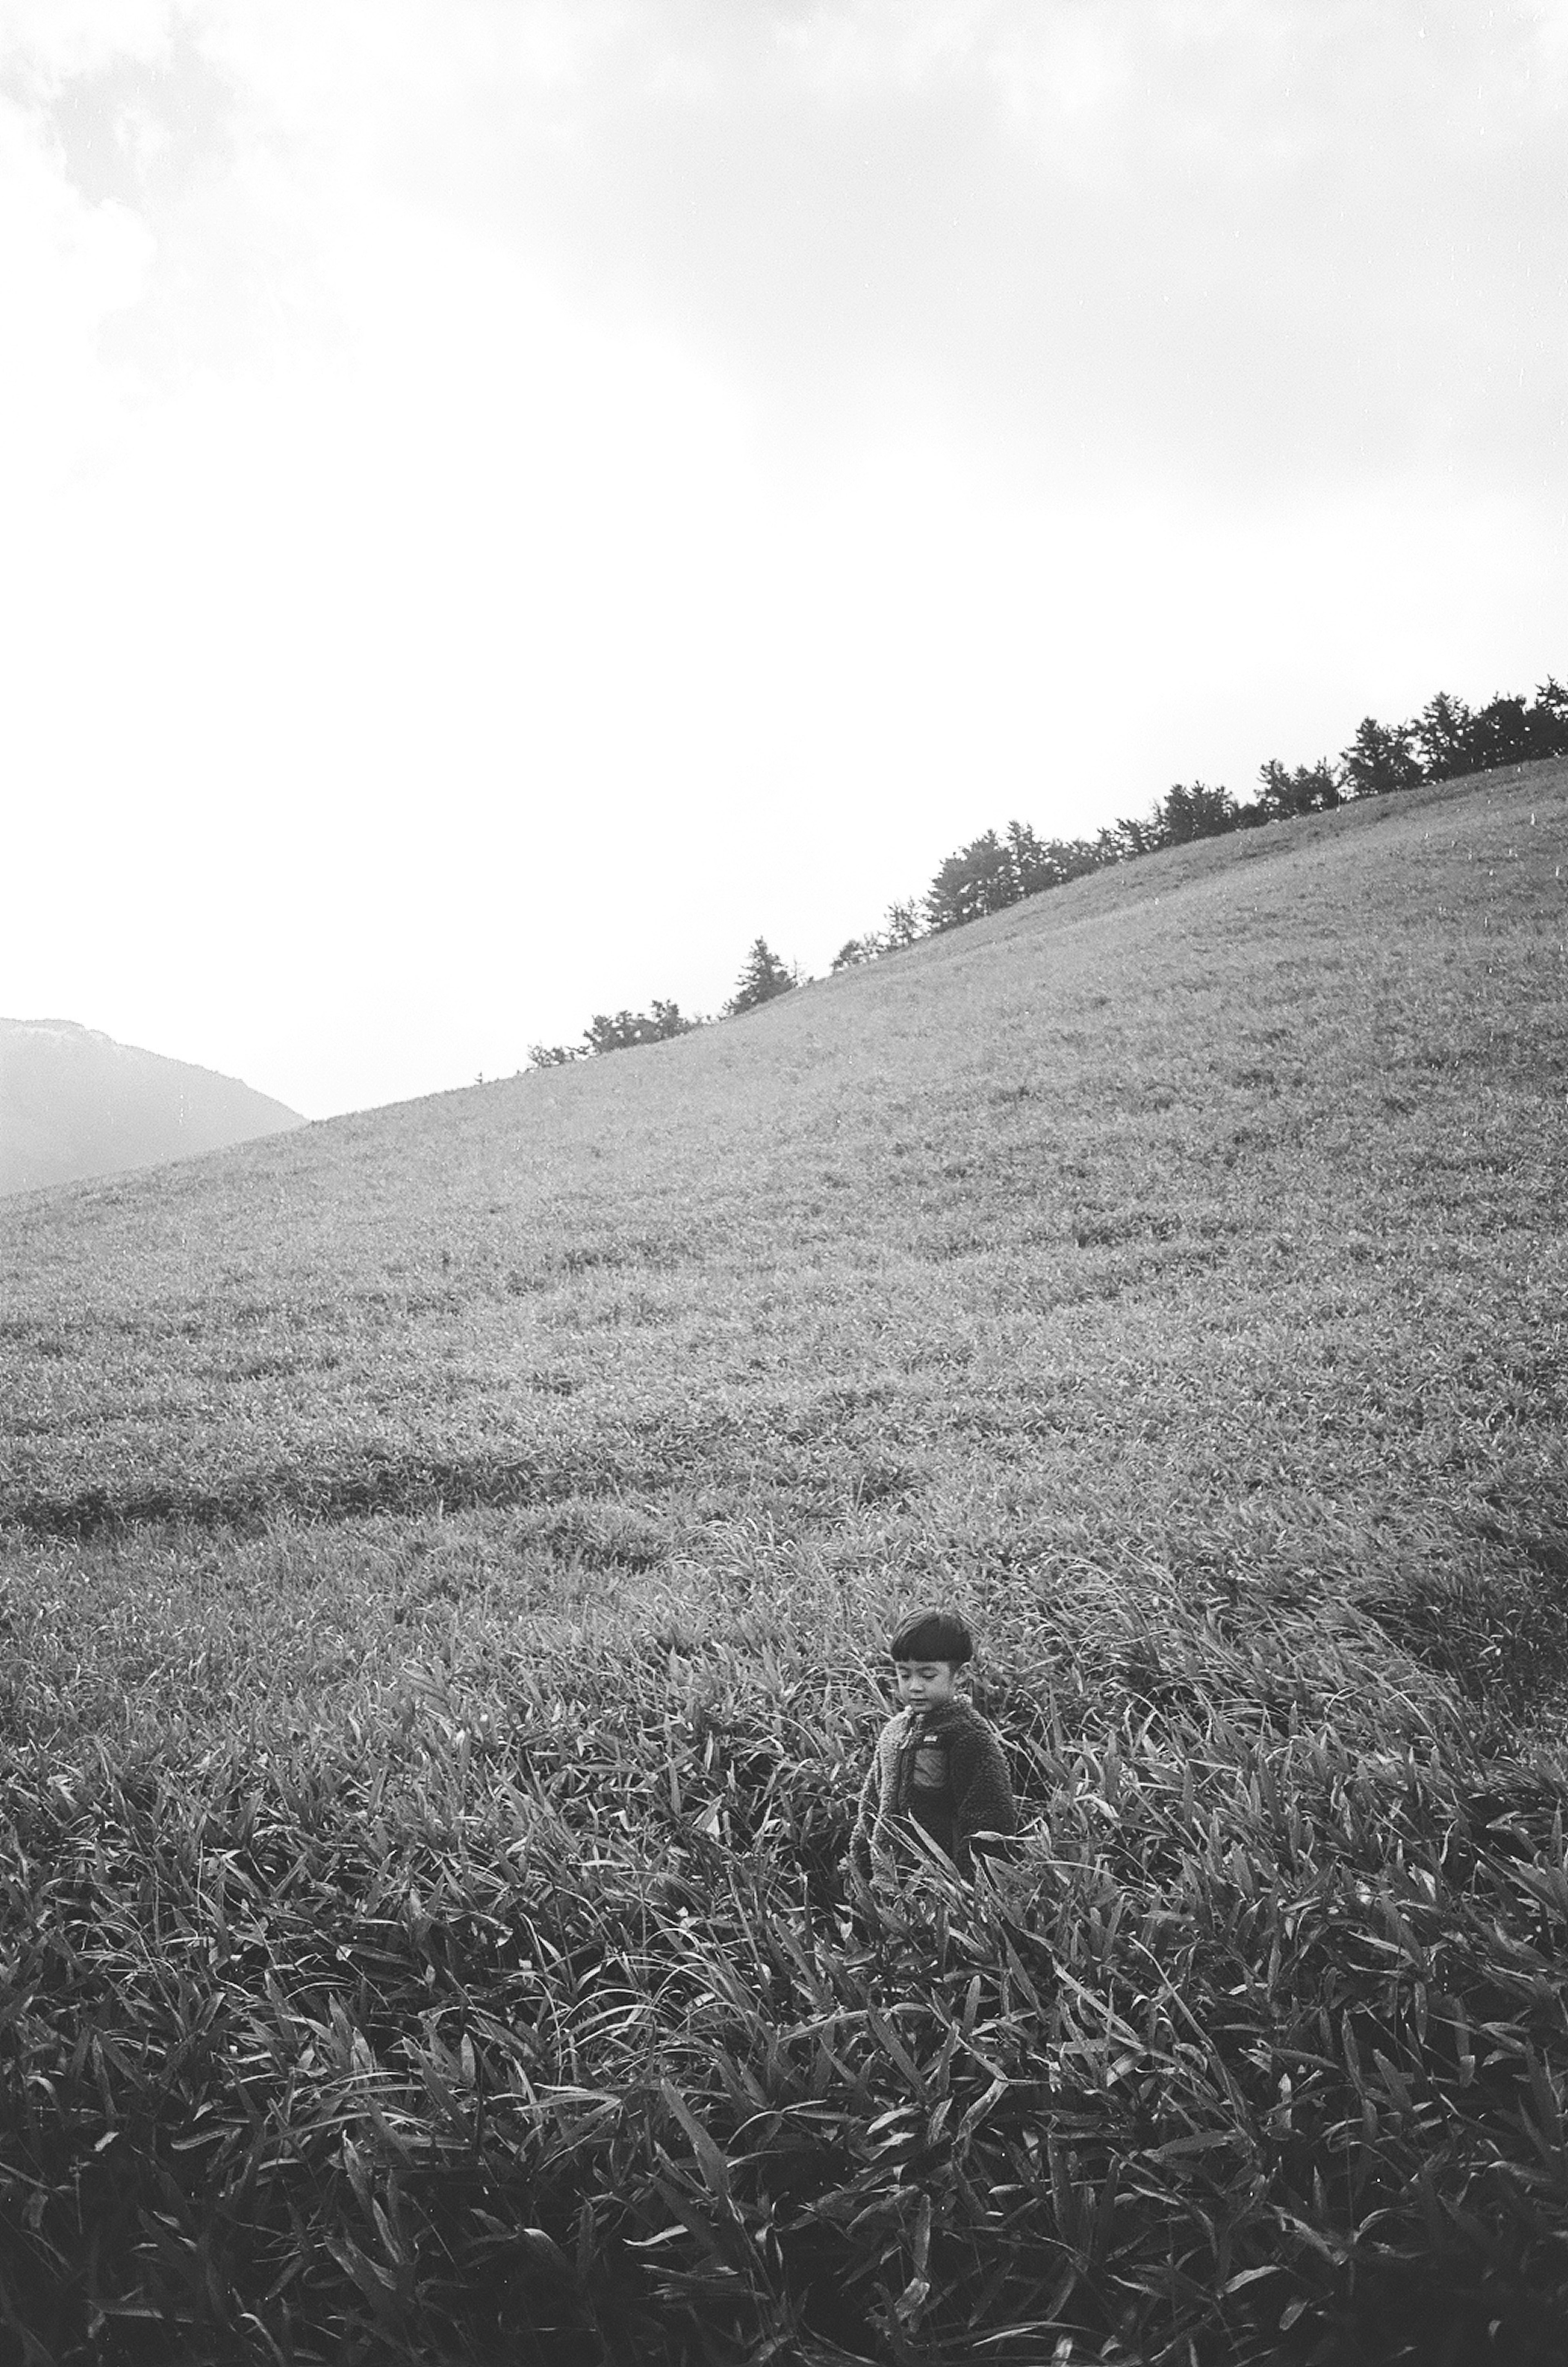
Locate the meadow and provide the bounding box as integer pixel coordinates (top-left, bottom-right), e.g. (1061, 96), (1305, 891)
(2, 759), (1567, 2363)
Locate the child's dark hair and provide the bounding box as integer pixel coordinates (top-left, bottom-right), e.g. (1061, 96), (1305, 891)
(890, 1608), (973, 1665)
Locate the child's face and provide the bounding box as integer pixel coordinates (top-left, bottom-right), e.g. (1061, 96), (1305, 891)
(893, 1658), (960, 1710)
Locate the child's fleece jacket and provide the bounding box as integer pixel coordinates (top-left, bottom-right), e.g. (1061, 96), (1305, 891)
(851, 1698), (1018, 1878)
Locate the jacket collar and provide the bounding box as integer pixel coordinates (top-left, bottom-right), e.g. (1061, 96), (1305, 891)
(900, 1696), (974, 1735)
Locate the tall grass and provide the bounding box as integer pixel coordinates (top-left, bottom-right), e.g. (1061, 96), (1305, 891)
(3, 1581), (1568, 2363)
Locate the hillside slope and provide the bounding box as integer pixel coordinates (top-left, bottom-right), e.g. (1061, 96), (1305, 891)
(3, 756), (1566, 1704)
(0, 1016), (303, 1196)
(0, 748), (1561, 1732)
(5, 765), (1566, 1566)
(3, 758), (1568, 2365)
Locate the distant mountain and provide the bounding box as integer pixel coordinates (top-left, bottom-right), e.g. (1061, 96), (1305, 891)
(0, 1018), (304, 1196)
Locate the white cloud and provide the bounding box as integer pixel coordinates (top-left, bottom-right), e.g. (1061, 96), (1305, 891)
(0, 86), (152, 494)
(0, 0), (173, 78)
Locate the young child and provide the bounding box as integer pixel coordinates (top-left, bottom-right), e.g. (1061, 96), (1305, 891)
(851, 1608), (1018, 1883)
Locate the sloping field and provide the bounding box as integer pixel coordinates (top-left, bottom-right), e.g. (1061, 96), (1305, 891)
(2, 761), (1567, 2364)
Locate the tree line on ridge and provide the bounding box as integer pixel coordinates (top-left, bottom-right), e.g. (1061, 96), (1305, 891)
(526, 674), (1566, 1066)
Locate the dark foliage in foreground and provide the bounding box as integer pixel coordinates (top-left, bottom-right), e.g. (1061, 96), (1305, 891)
(4, 1607), (1568, 2367)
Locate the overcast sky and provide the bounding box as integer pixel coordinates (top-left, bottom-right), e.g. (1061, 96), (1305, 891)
(3, 0), (1565, 1118)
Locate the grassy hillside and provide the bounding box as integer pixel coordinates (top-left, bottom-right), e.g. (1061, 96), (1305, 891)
(0, 1017), (303, 1197)
(2, 760), (1567, 2364)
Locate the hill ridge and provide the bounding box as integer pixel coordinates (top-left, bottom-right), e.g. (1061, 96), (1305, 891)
(0, 1013), (303, 1198)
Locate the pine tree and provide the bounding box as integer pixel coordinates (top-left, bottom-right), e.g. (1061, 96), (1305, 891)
(1338, 719), (1422, 799)
(1109, 811), (1166, 858)
(725, 939), (797, 1015)
(1413, 691), (1476, 780)
(1160, 781), (1237, 842)
(581, 1002), (696, 1055)
(1257, 759), (1344, 820)
(922, 831), (1018, 930)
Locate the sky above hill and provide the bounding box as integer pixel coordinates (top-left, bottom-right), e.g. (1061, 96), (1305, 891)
(3, 0), (1566, 1119)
